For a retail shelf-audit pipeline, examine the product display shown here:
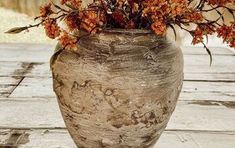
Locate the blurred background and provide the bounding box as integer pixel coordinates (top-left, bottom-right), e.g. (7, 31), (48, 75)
(0, 0), (57, 44)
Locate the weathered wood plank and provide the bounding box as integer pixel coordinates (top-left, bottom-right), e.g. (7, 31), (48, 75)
(180, 92), (235, 101)
(0, 62), (46, 77)
(0, 99), (234, 131)
(0, 86), (13, 97)
(168, 100), (235, 131)
(157, 131), (235, 148)
(8, 77), (235, 101)
(0, 43), (52, 51)
(0, 76), (22, 85)
(184, 55), (235, 66)
(1, 129), (235, 148)
(184, 73), (235, 82)
(0, 76), (22, 97)
(0, 129), (30, 147)
(182, 46), (235, 55)
(0, 99), (64, 128)
(179, 81), (235, 101)
(0, 62), (26, 76)
(9, 77), (55, 98)
(0, 88), (11, 97)
(0, 43), (54, 62)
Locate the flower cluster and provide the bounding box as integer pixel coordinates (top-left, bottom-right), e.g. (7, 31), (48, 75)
(43, 19), (61, 39)
(217, 23), (235, 47)
(6, 0), (235, 53)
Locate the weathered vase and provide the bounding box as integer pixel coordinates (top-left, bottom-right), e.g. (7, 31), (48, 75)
(50, 29), (184, 148)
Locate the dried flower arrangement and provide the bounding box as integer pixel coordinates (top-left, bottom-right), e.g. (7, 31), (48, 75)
(6, 0), (235, 63)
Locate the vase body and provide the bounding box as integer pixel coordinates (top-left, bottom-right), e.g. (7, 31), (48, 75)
(51, 29), (184, 148)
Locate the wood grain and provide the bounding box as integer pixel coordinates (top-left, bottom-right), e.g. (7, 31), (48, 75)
(0, 43), (53, 62)
(0, 76), (23, 97)
(1, 129), (235, 148)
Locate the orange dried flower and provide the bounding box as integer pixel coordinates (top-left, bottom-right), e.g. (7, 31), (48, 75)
(43, 19), (61, 39)
(60, 0), (68, 5)
(185, 10), (204, 23)
(217, 23), (235, 48)
(192, 27), (204, 44)
(65, 13), (81, 31)
(80, 10), (105, 33)
(39, 3), (53, 18)
(170, 0), (188, 16)
(58, 32), (77, 49)
(151, 20), (167, 35)
(112, 9), (128, 28)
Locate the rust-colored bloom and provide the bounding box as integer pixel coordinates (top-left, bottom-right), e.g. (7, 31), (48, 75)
(80, 10), (105, 33)
(58, 32), (77, 49)
(170, 0), (188, 16)
(230, 40), (235, 48)
(151, 20), (167, 35)
(43, 19), (61, 39)
(185, 10), (204, 23)
(64, 12), (81, 31)
(39, 3), (53, 18)
(217, 23), (235, 48)
(192, 26), (204, 45)
(112, 9), (128, 28)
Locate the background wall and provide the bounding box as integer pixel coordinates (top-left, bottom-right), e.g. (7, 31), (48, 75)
(0, 0), (53, 16)
(0, 0), (92, 16)
(0, 7), (54, 44)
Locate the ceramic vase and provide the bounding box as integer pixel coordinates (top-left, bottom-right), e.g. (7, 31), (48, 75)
(51, 29), (184, 148)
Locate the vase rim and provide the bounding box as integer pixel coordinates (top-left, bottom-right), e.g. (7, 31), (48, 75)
(100, 29), (153, 35)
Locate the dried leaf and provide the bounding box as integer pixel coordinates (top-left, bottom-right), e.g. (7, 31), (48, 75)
(5, 27), (28, 34)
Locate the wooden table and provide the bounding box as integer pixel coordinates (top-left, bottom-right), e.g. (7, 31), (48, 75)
(0, 43), (234, 148)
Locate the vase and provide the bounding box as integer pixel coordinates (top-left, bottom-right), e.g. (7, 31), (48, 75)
(50, 29), (184, 148)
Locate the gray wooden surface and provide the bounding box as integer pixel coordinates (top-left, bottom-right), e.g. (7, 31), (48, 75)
(0, 43), (235, 148)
